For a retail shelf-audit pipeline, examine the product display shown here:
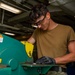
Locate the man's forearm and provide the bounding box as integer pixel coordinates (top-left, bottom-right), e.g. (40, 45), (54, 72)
(54, 53), (75, 64)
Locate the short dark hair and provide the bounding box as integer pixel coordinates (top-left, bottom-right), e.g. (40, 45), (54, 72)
(29, 3), (49, 23)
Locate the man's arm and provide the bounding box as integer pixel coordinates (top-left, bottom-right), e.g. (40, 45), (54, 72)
(55, 41), (75, 64)
(27, 36), (35, 44)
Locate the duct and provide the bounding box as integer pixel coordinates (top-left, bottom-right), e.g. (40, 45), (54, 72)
(8, 12), (30, 22)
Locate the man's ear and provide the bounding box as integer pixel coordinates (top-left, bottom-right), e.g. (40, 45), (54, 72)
(46, 12), (50, 19)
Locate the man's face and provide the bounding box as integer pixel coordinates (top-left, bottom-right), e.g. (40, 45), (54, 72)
(34, 14), (50, 30)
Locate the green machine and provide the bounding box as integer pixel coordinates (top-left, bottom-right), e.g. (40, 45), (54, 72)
(0, 34), (53, 75)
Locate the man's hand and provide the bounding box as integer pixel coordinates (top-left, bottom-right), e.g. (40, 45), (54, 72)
(36, 56), (56, 64)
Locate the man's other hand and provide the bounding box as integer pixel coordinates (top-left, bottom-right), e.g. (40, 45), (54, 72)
(36, 56), (56, 64)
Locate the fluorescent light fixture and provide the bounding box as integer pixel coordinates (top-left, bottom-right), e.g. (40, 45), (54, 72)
(4, 32), (15, 36)
(0, 2), (21, 14)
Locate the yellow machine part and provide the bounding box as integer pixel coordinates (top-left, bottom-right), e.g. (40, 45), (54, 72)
(0, 58), (2, 63)
(21, 41), (34, 58)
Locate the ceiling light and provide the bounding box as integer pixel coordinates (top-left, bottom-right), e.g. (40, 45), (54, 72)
(4, 32), (15, 36)
(0, 2), (21, 14)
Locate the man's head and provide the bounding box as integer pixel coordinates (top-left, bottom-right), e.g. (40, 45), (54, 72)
(29, 3), (51, 30)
